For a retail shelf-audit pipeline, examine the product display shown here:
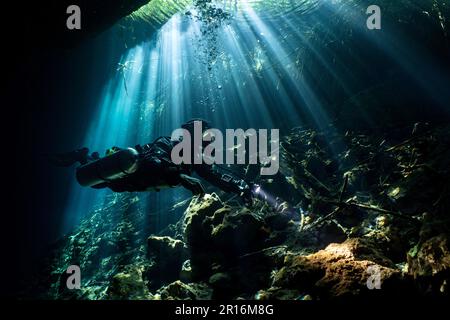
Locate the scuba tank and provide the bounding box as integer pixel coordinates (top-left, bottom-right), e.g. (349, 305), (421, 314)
(76, 148), (140, 187)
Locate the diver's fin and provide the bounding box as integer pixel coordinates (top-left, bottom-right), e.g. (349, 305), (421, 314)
(46, 148), (90, 167)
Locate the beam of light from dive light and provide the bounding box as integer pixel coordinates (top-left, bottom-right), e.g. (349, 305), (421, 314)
(251, 184), (302, 219)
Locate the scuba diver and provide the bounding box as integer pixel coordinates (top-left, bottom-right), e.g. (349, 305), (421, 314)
(50, 120), (255, 203)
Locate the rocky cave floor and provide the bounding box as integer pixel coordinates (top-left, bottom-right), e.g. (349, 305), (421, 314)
(24, 122), (450, 300)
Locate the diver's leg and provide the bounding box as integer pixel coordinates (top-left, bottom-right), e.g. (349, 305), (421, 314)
(47, 148), (90, 167)
(179, 174), (205, 195)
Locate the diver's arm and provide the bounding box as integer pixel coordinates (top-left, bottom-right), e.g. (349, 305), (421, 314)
(179, 174), (206, 195)
(194, 164), (252, 201)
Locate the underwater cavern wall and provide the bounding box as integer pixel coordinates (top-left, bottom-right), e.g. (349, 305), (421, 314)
(11, 0), (450, 299)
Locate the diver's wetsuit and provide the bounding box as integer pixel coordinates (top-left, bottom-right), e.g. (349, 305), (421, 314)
(74, 136), (252, 201)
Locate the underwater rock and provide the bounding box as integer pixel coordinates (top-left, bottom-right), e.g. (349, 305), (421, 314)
(182, 193), (224, 246)
(201, 246), (288, 299)
(145, 236), (188, 290)
(316, 221), (348, 248)
(366, 215), (419, 264)
(387, 169), (442, 215)
(407, 234), (450, 296)
(176, 193), (280, 297)
(208, 272), (234, 298)
(272, 238), (408, 299)
(107, 266), (152, 300)
(24, 124), (450, 300)
(180, 194), (224, 279)
(264, 212), (293, 231)
(255, 288), (315, 301)
(157, 281), (212, 300)
(236, 246), (288, 295)
(147, 236), (188, 261)
(264, 219), (300, 248)
(210, 209), (269, 256)
(255, 288), (303, 300)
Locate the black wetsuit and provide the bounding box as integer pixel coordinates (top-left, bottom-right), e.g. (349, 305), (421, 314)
(88, 137), (251, 199)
